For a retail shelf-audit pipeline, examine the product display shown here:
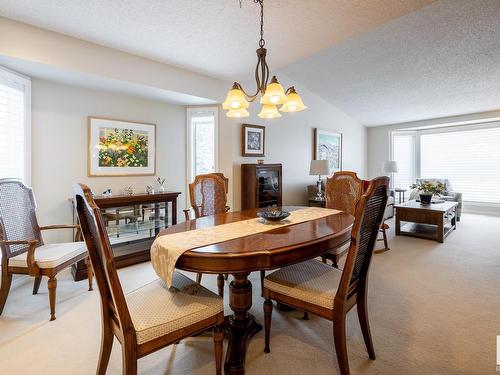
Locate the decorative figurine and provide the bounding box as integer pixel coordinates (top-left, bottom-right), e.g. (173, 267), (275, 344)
(124, 186), (134, 195)
(146, 185), (155, 194)
(102, 188), (112, 197)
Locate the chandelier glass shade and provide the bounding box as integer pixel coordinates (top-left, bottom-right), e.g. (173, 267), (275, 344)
(223, 0), (307, 118)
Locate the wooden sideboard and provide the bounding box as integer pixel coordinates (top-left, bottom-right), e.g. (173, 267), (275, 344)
(71, 191), (181, 280)
(241, 163), (282, 210)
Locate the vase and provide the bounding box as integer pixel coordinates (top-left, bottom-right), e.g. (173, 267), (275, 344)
(419, 193), (432, 205)
(158, 185), (165, 192)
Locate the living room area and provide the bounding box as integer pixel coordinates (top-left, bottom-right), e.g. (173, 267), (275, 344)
(1, 1), (499, 375)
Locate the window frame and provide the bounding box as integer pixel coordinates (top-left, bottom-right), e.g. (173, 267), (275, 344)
(390, 122), (500, 205)
(0, 66), (31, 184)
(186, 106), (219, 184)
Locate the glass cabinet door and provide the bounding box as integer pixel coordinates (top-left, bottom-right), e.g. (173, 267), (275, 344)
(257, 169), (280, 207)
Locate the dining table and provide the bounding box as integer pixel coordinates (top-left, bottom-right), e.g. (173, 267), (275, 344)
(156, 206), (354, 375)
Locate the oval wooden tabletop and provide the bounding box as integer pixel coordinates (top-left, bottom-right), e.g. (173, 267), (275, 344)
(157, 206), (354, 274)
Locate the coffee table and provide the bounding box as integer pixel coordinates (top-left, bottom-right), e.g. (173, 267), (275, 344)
(395, 200), (458, 243)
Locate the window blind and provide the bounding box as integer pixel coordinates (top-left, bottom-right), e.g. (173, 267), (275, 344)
(420, 127), (500, 204)
(0, 67), (30, 182)
(392, 133), (417, 189)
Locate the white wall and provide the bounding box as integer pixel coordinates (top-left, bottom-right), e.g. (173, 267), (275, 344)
(31, 79), (187, 243)
(224, 76), (367, 211)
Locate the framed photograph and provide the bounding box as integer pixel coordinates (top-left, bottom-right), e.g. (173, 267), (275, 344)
(314, 128), (342, 172)
(242, 124), (265, 157)
(88, 117), (156, 176)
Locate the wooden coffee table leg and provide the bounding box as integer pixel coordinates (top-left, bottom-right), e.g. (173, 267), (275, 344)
(224, 272), (262, 375)
(437, 214), (444, 243)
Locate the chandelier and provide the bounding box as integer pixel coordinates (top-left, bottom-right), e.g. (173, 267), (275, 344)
(222, 0), (307, 119)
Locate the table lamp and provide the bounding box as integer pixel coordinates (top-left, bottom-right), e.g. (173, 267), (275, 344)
(309, 160), (330, 199)
(382, 160), (398, 188)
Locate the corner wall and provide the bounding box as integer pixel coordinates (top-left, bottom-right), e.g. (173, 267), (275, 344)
(31, 79), (187, 243)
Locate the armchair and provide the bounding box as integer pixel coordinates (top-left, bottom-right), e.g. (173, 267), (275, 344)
(0, 179), (92, 320)
(409, 178), (462, 221)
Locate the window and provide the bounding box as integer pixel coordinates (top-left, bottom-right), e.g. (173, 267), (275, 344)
(187, 107), (218, 182)
(420, 127), (500, 204)
(0, 66), (31, 183)
(391, 132), (417, 189)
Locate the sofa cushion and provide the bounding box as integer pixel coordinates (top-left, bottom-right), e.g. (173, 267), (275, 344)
(9, 242), (87, 269)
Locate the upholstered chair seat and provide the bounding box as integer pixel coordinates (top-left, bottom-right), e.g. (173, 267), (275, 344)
(125, 272), (224, 345)
(264, 259), (342, 310)
(9, 242), (87, 269)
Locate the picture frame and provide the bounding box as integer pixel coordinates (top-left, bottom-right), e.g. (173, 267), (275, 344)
(314, 128), (342, 173)
(88, 117), (156, 177)
(242, 124), (265, 157)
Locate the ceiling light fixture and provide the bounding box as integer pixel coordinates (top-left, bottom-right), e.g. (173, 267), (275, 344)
(223, 0), (307, 118)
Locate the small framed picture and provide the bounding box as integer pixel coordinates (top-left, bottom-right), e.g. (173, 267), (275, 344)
(88, 117), (156, 176)
(242, 124), (265, 157)
(314, 128), (342, 172)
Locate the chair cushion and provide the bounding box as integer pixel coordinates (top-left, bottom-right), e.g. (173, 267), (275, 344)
(125, 272), (224, 345)
(9, 242), (87, 269)
(264, 259), (343, 310)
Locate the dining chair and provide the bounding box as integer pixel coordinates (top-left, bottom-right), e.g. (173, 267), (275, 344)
(74, 183), (224, 375)
(0, 178), (92, 321)
(321, 171), (364, 267)
(184, 173), (230, 297)
(262, 176), (389, 375)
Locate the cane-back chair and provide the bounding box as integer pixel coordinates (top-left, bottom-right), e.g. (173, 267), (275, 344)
(322, 172), (364, 267)
(184, 173), (231, 296)
(74, 183), (224, 375)
(262, 176), (389, 375)
(0, 178), (92, 321)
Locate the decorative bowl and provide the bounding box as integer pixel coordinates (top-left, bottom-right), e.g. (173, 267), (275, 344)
(257, 210), (290, 222)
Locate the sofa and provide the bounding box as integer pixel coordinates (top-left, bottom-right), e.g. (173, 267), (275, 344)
(408, 178), (462, 221)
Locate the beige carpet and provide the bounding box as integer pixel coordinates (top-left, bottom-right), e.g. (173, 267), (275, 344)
(0, 214), (498, 374)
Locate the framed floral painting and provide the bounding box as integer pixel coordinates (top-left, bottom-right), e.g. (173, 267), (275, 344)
(88, 117), (156, 176)
(314, 128), (342, 173)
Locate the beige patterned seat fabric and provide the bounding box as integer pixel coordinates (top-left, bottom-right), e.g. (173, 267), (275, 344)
(9, 242), (87, 269)
(264, 259), (343, 310)
(125, 272), (224, 344)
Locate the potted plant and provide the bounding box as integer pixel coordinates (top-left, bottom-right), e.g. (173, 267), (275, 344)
(410, 181), (446, 205)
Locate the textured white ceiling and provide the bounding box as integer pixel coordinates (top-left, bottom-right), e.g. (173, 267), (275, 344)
(0, 0), (434, 81)
(281, 0), (500, 126)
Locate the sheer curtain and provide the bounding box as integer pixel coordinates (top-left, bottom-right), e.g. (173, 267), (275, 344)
(392, 132), (417, 189)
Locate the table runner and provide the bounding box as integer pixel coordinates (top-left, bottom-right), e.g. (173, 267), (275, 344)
(151, 207), (341, 287)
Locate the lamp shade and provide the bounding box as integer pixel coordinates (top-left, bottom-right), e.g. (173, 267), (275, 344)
(226, 108), (249, 118)
(382, 160), (399, 173)
(309, 160), (330, 176)
(258, 104), (281, 119)
(223, 87), (249, 110)
(280, 88), (307, 112)
(260, 76), (287, 105)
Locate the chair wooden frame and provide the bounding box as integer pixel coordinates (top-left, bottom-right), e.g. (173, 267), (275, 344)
(263, 177), (389, 375)
(183, 173), (231, 297)
(321, 171), (364, 267)
(74, 183), (224, 375)
(0, 179), (92, 321)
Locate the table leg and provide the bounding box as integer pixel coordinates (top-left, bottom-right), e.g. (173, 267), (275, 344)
(224, 273), (262, 375)
(437, 215), (444, 243)
(395, 213), (401, 236)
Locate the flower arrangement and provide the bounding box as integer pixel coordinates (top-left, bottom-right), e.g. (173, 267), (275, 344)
(98, 128), (148, 168)
(410, 181), (446, 196)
